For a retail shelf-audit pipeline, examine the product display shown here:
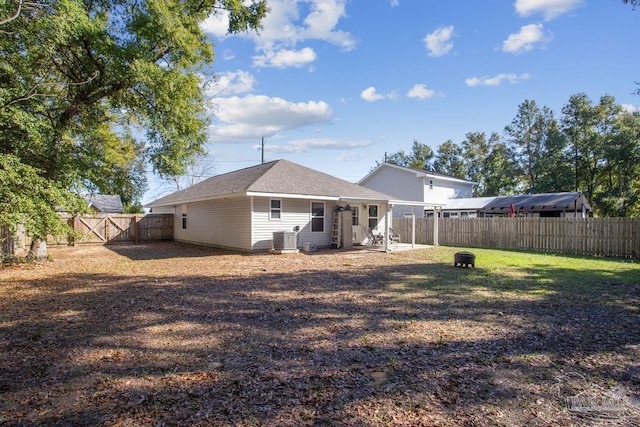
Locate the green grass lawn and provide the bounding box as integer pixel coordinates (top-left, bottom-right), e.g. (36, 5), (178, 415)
(410, 246), (639, 294)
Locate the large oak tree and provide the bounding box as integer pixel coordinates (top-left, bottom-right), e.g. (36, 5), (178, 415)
(0, 0), (267, 250)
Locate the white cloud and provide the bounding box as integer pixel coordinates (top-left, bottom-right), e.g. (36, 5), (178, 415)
(361, 87), (384, 102)
(390, 0), (399, 7)
(465, 73), (531, 87)
(407, 84), (437, 100)
(423, 25), (455, 58)
(256, 138), (372, 154)
(621, 104), (640, 113)
(209, 95), (333, 141)
(200, 6), (236, 36)
(299, 0), (355, 50)
(203, 0), (355, 68)
(207, 71), (256, 97)
(360, 86), (397, 102)
(253, 47), (317, 69)
(502, 24), (550, 54)
(514, 0), (584, 20)
(222, 50), (235, 61)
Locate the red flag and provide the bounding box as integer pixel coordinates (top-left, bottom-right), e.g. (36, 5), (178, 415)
(509, 204), (515, 218)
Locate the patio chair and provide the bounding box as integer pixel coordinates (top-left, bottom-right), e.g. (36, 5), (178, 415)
(364, 228), (384, 247)
(389, 228), (400, 248)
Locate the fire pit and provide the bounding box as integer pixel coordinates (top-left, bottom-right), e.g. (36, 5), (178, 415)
(454, 251), (475, 268)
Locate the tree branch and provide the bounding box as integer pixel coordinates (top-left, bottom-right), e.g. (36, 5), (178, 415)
(0, 0), (51, 26)
(1, 72), (99, 109)
(0, 0), (22, 26)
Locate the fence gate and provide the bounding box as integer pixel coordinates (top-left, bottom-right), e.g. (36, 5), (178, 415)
(64, 214), (174, 245)
(2, 214), (174, 256)
(72, 215), (134, 244)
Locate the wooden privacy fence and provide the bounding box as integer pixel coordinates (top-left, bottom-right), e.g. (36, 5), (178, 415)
(1, 214), (174, 256)
(63, 214), (174, 245)
(393, 217), (640, 259)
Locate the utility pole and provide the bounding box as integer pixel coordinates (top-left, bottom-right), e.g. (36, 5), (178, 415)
(261, 136), (265, 164)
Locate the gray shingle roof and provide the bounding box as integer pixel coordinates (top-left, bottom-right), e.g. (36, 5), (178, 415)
(146, 160), (395, 207)
(83, 195), (124, 213)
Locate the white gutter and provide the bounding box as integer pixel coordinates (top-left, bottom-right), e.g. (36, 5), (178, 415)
(147, 191), (345, 208)
(145, 191), (247, 208)
(388, 200), (447, 208)
(246, 192), (340, 201)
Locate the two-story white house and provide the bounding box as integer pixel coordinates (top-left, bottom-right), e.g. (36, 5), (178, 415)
(358, 163), (476, 217)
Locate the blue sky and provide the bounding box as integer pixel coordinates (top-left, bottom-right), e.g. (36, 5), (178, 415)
(144, 0), (639, 202)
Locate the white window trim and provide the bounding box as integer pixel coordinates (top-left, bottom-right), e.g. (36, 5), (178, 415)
(269, 198), (282, 220)
(311, 201), (325, 233)
(181, 204), (187, 229)
(351, 206), (360, 226)
(368, 204), (379, 231)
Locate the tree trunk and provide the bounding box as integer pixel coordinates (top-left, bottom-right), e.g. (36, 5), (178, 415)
(28, 237), (48, 260)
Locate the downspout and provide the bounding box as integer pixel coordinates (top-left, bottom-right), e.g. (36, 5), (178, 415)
(433, 207), (439, 247)
(411, 205), (416, 248)
(385, 206), (390, 252)
(250, 196), (254, 251)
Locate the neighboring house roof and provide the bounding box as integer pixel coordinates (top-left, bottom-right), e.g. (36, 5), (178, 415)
(443, 196), (497, 210)
(146, 160), (397, 208)
(483, 192), (592, 213)
(441, 192), (592, 213)
(83, 195), (124, 213)
(359, 162), (477, 185)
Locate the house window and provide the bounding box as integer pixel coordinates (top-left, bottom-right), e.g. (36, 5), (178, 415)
(311, 202), (325, 232)
(270, 199), (281, 220)
(429, 179), (434, 190)
(352, 206), (359, 226)
(368, 204), (378, 230)
(181, 204), (187, 229)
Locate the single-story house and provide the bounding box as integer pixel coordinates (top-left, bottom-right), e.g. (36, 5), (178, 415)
(82, 195), (124, 214)
(146, 160), (438, 252)
(434, 192), (592, 218)
(359, 163), (476, 217)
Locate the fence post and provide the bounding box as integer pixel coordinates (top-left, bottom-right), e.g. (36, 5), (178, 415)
(71, 216), (80, 247)
(134, 215), (140, 244)
(1, 225), (15, 257)
(634, 218), (640, 259)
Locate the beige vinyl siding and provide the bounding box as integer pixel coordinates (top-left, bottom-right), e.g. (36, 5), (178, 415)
(350, 202), (387, 244)
(252, 197), (336, 251)
(173, 197), (252, 251)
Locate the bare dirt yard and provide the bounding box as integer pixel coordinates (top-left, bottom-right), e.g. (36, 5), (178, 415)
(1, 242), (639, 426)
